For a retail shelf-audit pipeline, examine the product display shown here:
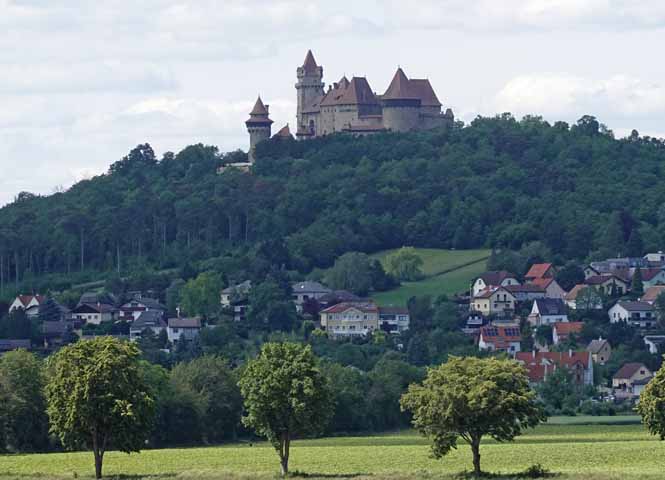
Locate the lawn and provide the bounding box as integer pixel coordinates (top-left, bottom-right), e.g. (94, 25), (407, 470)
(370, 248), (490, 278)
(3, 420), (664, 480)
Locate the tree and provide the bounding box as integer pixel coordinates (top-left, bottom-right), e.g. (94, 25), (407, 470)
(626, 228), (644, 258)
(247, 280), (297, 332)
(385, 247), (424, 281)
(537, 367), (576, 412)
(631, 267), (644, 297)
(406, 333), (430, 366)
(325, 252), (373, 296)
(45, 337), (155, 479)
(180, 271), (223, 319)
(556, 262), (585, 292)
(576, 286), (603, 312)
(638, 360), (665, 439)
(0, 349), (49, 452)
(655, 292), (665, 330)
(400, 356), (544, 476)
(39, 297), (62, 323)
(239, 343), (334, 476)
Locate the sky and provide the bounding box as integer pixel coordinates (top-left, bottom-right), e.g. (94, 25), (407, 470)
(2, 0), (665, 207)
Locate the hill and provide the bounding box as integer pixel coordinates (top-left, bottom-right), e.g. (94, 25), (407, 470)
(1, 114), (664, 295)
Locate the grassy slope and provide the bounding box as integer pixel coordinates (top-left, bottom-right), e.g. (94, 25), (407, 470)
(2, 421), (663, 480)
(371, 249), (489, 306)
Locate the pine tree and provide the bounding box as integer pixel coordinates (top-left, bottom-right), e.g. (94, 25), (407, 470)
(626, 229), (644, 258)
(632, 267), (644, 297)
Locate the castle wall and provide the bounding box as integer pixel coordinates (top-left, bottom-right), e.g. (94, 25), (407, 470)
(382, 104), (420, 132)
(248, 126), (271, 162)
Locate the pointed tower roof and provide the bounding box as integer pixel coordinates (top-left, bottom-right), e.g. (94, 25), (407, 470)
(273, 124), (294, 139)
(302, 50), (319, 74)
(249, 96), (269, 115)
(382, 67), (418, 100)
(246, 96), (273, 126)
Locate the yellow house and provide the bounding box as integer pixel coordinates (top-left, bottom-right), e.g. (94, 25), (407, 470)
(472, 287), (516, 317)
(320, 302), (380, 338)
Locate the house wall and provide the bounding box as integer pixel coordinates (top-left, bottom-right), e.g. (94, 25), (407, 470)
(613, 367), (652, 389)
(321, 310), (379, 337)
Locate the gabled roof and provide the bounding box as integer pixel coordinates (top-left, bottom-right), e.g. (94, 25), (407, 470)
(222, 280), (252, 295)
(320, 301), (379, 314)
(533, 298), (566, 316)
(585, 273), (629, 285)
(133, 310), (166, 329)
(614, 301), (654, 312)
(642, 285), (665, 303)
(587, 338), (610, 354)
(474, 286), (514, 300)
(122, 297), (165, 311)
(302, 50), (319, 74)
(505, 284), (545, 293)
(640, 268), (665, 282)
(531, 277), (558, 289)
(273, 124), (294, 139)
(382, 68), (418, 100)
(566, 284), (589, 301)
(478, 271), (517, 286)
(168, 317), (201, 329)
(479, 325), (521, 349)
(292, 281), (331, 294)
(15, 294), (46, 307)
(320, 77), (379, 107)
(613, 362), (650, 380)
(525, 263), (553, 279)
(516, 351), (591, 369)
(553, 322), (583, 337)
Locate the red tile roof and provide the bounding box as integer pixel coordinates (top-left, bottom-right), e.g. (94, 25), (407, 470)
(642, 286), (665, 303)
(565, 284), (588, 301)
(640, 268), (665, 282)
(516, 351), (591, 369)
(479, 325), (521, 350)
(320, 77), (379, 107)
(553, 322), (584, 337)
(382, 68), (418, 100)
(525, 263), (553, 280)
(531, 277), (555, 289)
(408, 79), (442, 107)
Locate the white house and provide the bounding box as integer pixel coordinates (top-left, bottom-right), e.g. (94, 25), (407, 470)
(472, 271), (520, 297)
(378, 306), (410, 334)
(644, 252), (665, 264)
(613, 363), (653, 398)
(119, 297), (166, 322)
(505, 284), (547, 302)
(9, 294), (46, 318)
(221, 280), (252, 322)
(167, 317), (202, 343)
(471, 287), (516, 317)
(528, 298), (568, 326)
(72, 303), (118, 325)
(608, 301), (656, 329)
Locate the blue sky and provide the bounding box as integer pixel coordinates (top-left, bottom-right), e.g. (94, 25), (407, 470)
(2, 0), (665, 206)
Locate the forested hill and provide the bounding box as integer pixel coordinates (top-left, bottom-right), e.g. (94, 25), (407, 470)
(1, 114), (665, 292)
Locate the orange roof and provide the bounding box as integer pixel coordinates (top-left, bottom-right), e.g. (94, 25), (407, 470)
(273, 124), (293, 139)
(320, 77), (379, 107)
(516, 350), (591, 369)
(642, 285), (665, 303)
(565, 284), (588, 301)
(553, 322), (584, 336)
(531, 277), (555, 288)
(525, 263), (553, 279)
(480, 326), (521, 350)
(249, 96), (269, 115)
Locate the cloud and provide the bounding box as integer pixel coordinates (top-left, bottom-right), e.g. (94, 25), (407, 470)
(384, 0), (665, 32)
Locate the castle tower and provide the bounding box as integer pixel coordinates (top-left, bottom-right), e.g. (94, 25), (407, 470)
(381, 68), (421, 132)
(295, 50), (324, 133)
(245, 96), (273, 163)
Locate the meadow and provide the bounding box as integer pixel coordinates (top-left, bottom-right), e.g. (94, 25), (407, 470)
(370, 248), (490, 306)
(2, 417), (664, 480)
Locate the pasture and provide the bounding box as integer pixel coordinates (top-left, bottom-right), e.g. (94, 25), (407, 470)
(2, 417), (664, 479)
(371, 248), (489, 306)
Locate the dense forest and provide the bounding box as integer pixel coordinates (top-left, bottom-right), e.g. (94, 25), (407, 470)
(1, 113), (665, 297)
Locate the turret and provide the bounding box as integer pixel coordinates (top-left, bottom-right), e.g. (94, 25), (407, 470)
(245, 96), (273, 163)
(295, 50), (324, 132)
(381, 68), (421, 132)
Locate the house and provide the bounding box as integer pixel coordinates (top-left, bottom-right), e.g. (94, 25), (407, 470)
(318, 290), (362, 308)
(119, 297), (166, 322)
(291, 281), (332, 312)
(472, 271), (520, 297)
(530, 277), (566, 299)
(612, 363), (653, 398)
(319, 301), (380, 338)
(220, 280), (252, 322)
(552, 322), (583, 345)
(528, 298), (568, 327)
(72, 303), (118, 325)
(585, 274), (629, 296)
(378, 306), (410, 334)
(643, 335), (665, 354)
(167, 316), (202, 343)
(565, 284), (603, 310)
(504, 284), (547, 302)
(515, 351), (593, 386)
(471, 287), (516, 317)
(524, 263), (556, 283)
(644, 252), (665, 265)
(464, 312), (486, 331)
(41, 321), (71, 348)
(588, 257), (647, 278)
(478, 325), (521, 355)
(130, 310), (167, 340)
(608, 301), (656, 328)
(9, 294), (46, 318)
(78, 291), (116, 306)
(586, 338), (612, 365)
(0, 339), (31, 352)
(640, 268), (665, 289)
(641, 285), (665, 304)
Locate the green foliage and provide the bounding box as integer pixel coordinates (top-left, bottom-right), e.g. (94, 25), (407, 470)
(385, 247), (424, 281)
(239, 342), (334, 475)
(45, 337), (155, 478)
(247, 280), (297, 332)
(324, 252), (374, 296)
(631, 267), (644, 297)
(401, 356), (545, 476)
(0, 349), (49, 452)
(638, 358), (665, 439)
(180, 271), (223, 319)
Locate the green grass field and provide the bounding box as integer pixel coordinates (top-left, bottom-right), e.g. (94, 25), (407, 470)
(2, 418), (662, 480)
(371, 248), (489, 306)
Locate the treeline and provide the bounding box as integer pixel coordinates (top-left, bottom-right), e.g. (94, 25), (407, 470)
(2, 114), (665, 296)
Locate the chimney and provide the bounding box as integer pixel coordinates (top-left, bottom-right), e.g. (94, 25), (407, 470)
(176, 306), (181, 318)
(569, 348), (573, 357)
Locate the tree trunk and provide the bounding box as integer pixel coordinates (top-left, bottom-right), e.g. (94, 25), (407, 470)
(471, 436), (481, 477)
(279, 433), (290, 476)
(116, 243), (121, 273)
(79, 227), (85, 271)
(92, 433), (104, 479)
(14, 250), (19, 288)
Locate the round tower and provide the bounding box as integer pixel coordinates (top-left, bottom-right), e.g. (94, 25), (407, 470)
(246, 96), (273, 163)
(295, 50), (324, 133)
(381, 67), (421, 132)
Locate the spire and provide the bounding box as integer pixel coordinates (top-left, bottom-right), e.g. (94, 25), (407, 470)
(302, 50), (318, 74)
(249, 96), (269, 116)
(382, 67), (417, 100)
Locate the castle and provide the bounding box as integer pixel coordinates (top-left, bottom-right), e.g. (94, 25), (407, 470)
(245, 50), (454, 162)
